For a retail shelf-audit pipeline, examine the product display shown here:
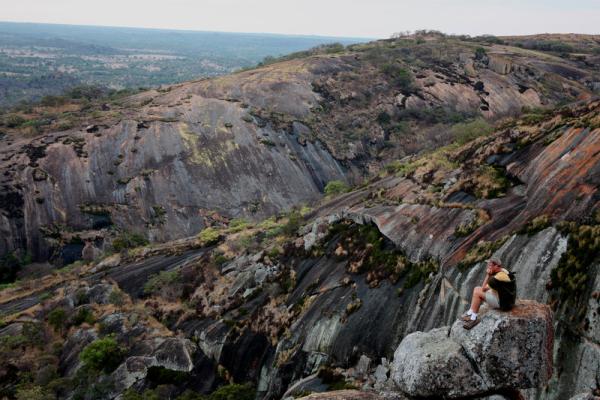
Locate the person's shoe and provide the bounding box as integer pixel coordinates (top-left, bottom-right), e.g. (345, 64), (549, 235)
(463, 317), (481, 330)
(460, 313), (472, 322)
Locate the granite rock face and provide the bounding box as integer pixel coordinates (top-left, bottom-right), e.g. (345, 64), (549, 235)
(1, 35), (598, 263)
(391, 302), (554, 398)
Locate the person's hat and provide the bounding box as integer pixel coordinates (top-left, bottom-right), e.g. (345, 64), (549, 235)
(486, 257), (502, 266)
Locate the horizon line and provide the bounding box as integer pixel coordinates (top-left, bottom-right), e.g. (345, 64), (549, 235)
(0, 20), (378, 41)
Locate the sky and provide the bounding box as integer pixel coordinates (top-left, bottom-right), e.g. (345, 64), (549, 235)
(0, 0), (599, 38)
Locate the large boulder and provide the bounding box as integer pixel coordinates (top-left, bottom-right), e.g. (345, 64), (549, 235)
(109, 337), (196, 395)
(390, 327), (487, 398)
(450, 300), (553, 390)
(391, 301), (553, 398)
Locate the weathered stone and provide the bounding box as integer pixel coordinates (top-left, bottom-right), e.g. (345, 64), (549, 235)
(391, 327), (487, 398)
(488, 55), (512, 75)
(109, 337), (195, 395)
(59, 328), (98, 376)
(355, 354), (372, 378)
(449, 300), (554, 390)
(391, 302), (553, 398)
(568, 393), (600, 400)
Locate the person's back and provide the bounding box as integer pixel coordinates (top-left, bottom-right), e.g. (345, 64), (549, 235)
(487, 268), (516, 311)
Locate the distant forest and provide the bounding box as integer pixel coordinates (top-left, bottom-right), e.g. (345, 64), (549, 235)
(0, 22), (366, 109)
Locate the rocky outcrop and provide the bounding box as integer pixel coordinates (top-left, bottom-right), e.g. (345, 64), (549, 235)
(109, 337), (196, 395)
(391, 301), (553, 398)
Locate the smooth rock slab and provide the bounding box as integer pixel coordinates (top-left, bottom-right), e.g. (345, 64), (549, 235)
(391, 301), (553, 398)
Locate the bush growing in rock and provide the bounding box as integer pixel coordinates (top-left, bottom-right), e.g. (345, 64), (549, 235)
(207, 383), (255, 400)
(380, 63), (414, 92)
(71, 307), (95, 326)
(112, 232), (149, 251)
(144, 270), (182, 299)
(198, 227), (221, 246)
(551, 221), (600, 324)
(324, 180), (350, 196)
(47, 308), (68, 332)
(80, 337), (125, 373)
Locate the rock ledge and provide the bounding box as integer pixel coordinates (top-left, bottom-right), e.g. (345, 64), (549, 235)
(391, 300), (553, 398)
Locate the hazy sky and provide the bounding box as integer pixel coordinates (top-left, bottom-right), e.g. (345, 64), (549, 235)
(1, 0), (599, 38)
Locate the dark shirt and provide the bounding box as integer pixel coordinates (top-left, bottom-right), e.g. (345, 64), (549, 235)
(488, 269), (516, 311)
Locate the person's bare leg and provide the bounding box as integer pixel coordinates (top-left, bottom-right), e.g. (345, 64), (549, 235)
(470, 286), (485, 314)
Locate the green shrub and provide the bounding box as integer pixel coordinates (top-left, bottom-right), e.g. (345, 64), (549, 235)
(108, 289), (125, 306)
(472, 166), (511, 199)
(376, 111), (392, 125)
(451, 118), (493, 145)
(324, 180), (350, 196)
(474, 47), (487, 60)
(281, 209), (303, 237)
(457, 236), (509, 271)
(208, 383), (255, 400)
(176, 390), (204, 400)
(71, 307), (95, 326)
(550, 222), (600, 325)
(144, 270), (180, 295)
(80, 337), (125, 373)
(40, 95), (68, 107)
(47, 308), (68, 332)
(380, 64), (414, 91)
(112, 232), (148, 251)
(4, 114), (26, 128)
(403, 259), (438, 288)
(198, 227), (221, 246)
(226, 218), (252, 233)
(518, 215), (552, 236)
(0, 252), (21, 284)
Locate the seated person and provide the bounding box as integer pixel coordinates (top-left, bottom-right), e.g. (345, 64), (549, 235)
(462, 258), (516, 330)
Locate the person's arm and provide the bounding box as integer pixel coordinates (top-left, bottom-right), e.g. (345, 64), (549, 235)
(481, 267), (492, 291)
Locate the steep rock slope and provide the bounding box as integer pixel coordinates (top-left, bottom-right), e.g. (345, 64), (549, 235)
(1, 34), (599, 262)
(0, 99), (598, 400)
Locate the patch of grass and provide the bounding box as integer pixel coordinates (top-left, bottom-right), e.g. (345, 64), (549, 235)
(226, 218), (252, 233)
(403, 258), (439, 289)
(457, 236), (509, 271)
(451, 118), (494, 145)
(518, 215), (552, 236)
(472, 165), (511, 199)
(454, 212), (488, 237)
